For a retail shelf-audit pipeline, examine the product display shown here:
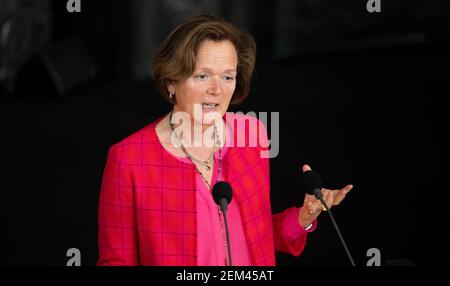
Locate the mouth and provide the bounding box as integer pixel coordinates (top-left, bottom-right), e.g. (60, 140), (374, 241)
(201, 102), (219, 111)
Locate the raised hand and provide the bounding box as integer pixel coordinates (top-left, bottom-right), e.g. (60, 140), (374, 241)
(298, 164), (353, 228)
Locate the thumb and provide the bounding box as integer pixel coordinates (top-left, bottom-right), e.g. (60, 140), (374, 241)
(302, 164), (312, 173)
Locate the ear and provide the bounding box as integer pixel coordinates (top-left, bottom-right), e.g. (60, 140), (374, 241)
(166, 82), (175, 95)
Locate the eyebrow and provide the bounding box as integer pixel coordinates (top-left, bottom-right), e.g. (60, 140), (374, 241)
(196, 67), (237, 73)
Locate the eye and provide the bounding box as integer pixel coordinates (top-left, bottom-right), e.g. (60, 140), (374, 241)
(196, 74), (208, 80)
(223, 75), (235, 81)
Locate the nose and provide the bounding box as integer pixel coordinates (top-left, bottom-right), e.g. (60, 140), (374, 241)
(208, 77), (222, 96)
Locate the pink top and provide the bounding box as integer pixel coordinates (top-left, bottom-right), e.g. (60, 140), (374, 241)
(97, 114), (316, 266)
(172, 122), (315, 266)
(173, 124), (251, 265)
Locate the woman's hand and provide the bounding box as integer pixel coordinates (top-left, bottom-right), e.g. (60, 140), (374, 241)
(298, 164), (353, 228)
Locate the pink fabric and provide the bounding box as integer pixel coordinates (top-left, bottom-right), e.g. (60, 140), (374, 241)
(283, 208), (317, 240)
(97, 113), (314, 266)
(172, 124), (251, 266)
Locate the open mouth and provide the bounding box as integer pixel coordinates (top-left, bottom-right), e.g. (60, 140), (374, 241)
(202, 103), (219, 110)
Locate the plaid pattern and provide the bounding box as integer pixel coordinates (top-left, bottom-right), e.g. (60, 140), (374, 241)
(97, 115), (307, 266)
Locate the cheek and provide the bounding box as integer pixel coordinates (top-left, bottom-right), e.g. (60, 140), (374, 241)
(189, 85), (207, 99)
(225, 83), (236, 97)
(178, 85), (201, 103)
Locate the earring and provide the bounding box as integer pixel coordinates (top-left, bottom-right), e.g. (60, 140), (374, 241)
(169, 92), (174, 101)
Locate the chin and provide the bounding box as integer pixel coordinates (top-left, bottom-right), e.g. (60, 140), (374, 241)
(203, 111), (224, 125)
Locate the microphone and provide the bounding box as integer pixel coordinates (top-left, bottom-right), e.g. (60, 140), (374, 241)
(212, 181), (233, 266)
(301, 170), (356, 266)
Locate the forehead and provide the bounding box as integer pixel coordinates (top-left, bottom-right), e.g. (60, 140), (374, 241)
(195, 40), (237, 70)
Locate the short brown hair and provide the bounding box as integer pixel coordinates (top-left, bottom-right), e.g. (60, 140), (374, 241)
(152, 15), (256, 105)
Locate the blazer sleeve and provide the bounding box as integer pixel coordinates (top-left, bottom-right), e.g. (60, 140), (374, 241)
(272, 208), (311, 256)
(97, 144), (138, 265)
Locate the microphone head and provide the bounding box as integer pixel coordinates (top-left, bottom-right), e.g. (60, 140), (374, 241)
(301, 170), (323, 195)
(212, 181), (233, 205)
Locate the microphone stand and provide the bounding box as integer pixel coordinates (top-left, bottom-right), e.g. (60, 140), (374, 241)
(219, 199), (233, 266)
(313, 188), (356, 266)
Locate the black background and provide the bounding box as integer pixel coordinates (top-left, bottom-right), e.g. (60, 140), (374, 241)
(1, 0), (448, 266)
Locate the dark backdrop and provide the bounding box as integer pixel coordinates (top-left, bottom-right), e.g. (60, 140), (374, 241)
(1, 0), (448, 266)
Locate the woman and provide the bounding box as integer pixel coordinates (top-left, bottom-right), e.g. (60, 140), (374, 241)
(97, 15), (353, 266)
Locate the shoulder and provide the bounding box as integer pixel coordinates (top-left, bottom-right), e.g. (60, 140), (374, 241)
(225, 112), (267, 130)
(107, 118), (162, 164)
(224, 112), (268, 147)
(114, 120), (159, 148)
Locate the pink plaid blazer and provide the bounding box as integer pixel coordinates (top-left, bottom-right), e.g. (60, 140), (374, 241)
(97, 114), (308, 266)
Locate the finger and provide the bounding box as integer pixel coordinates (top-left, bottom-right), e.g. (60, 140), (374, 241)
(342, 184), (353, 194)
(307, 201), (319, 214)
(309, 200), (324, 214)
(302, 164), (312, 173)
(303, 194), (315, 205)
(333, 189), (350, 205)
(304, 193), (315, 200)
(333, 185), (353, 205)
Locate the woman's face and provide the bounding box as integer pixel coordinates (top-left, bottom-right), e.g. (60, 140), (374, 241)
(169, 40), (237, 125)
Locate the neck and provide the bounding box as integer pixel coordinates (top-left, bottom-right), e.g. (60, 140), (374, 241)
(169, 110), (219, 149)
